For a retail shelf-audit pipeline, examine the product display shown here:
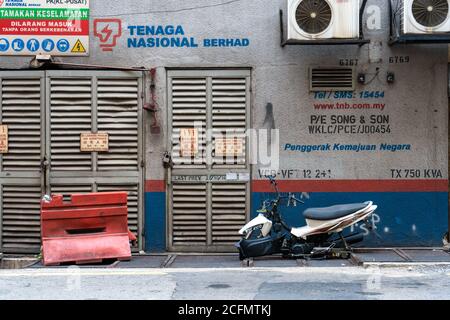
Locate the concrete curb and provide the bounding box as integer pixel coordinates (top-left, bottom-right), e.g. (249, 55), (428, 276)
(363, 262), (450, 268)
(0, 257), (39, 269)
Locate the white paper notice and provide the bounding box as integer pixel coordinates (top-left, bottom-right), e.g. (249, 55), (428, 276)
(226, 173), (238, 181)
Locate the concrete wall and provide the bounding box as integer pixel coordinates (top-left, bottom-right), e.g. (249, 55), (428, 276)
(1, 0), (448, 250)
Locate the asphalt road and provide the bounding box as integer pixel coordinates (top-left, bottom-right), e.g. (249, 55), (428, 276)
(1, 264), (450, 300)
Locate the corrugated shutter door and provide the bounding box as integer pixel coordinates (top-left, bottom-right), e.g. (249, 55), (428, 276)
(47, 71), (144, 251)
(210, 77), (248, 245)
(1, 73), (44, 253)
(211, 183), (247, 245)
(0, 71), (144, 253)
(171, 78), (207, 169)
(212, 77), (247, 168)
(50, 78), (93, 170)
(172, 183), (207, 245)
(168, 70), (250, 252)
(1, 185), (42, 252)
(2, 78), (42, 171)
(97, 78), (139, 171)
(171, 183), (247, 247)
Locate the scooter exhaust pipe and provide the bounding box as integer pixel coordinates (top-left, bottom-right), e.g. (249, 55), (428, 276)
(334, 232), (364, 247)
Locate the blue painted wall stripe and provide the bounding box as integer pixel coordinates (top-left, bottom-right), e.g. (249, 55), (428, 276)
(144, 192), (166, 252)
(252, 192), (448, 247)
(144, 191), (449, 252)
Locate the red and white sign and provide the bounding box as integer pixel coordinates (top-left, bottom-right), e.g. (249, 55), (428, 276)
(0, 0), (89, 56)
(215, 137), (244, 157)
(180, 128), (199, 157)
(0, 125), (8, 154)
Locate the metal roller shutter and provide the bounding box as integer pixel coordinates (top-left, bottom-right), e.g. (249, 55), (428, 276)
(171, 78), (207, 169)
(97, 78), (140, 171)
(211, 183), (247, 245)
(171, 183), (248, 247)
(0, 72), (44, 253)
(47, 70), (144, 251)
(50, 78), (93, 171)
(1, 185), (42, 253)
(168, 69), (251, 252)
(0, 70), (145, 253)
(2, 78), (42, 171)
(212, 77), (247, 168)
(172, 183), (207, 245)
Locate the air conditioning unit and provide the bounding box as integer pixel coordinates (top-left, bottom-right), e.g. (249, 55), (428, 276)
(287, 0), (360, 40)
(402, 0), (450, 34)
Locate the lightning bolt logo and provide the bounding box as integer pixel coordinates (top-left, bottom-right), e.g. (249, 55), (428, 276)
(94, 19), (122, 52)
(100, 24), (113, 42)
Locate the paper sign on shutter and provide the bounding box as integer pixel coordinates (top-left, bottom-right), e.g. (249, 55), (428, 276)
(215, 137), (244, 156)
(0, 125), (8, 153)
(80, 132), (109, 152)
(180, 128), (199, 157)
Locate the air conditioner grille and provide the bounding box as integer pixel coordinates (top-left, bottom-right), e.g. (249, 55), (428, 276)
(310, 67), (355, 91)
(296, 0), (332, 34)
(412, 0), (449, 27)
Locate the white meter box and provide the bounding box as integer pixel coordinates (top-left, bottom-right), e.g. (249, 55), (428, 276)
(0, 0), (89, 56)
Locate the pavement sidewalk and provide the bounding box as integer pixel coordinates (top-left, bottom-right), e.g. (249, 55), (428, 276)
(2, 248), (450, 270)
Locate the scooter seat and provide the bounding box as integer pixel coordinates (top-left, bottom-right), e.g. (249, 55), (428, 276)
(303, 203), (368, 221)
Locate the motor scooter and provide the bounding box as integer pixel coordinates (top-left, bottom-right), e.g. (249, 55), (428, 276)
(236, 176), (377, 260)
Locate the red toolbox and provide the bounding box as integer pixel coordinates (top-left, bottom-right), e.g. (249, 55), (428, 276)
(41, 192), (133, 266)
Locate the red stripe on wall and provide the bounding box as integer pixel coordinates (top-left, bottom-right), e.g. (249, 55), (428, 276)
(145, 179), (448, 193)
(0, 19), (89, 35)
(251, 179), (449, 193)
(145, 180), (166, 192)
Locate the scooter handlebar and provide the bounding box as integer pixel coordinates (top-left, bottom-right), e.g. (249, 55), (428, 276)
(265, 175), (277, 185)
(289, 195), (305, 204)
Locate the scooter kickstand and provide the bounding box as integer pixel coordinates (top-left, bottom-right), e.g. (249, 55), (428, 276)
(338, 232), (351, 251)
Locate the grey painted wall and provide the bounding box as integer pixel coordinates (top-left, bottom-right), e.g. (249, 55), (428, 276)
(1, 0), (448, 247)
(0, 0), (447, 192)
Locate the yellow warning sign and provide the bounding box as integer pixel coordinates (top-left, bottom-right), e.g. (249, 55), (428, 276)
(71, 39), (86, 53)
